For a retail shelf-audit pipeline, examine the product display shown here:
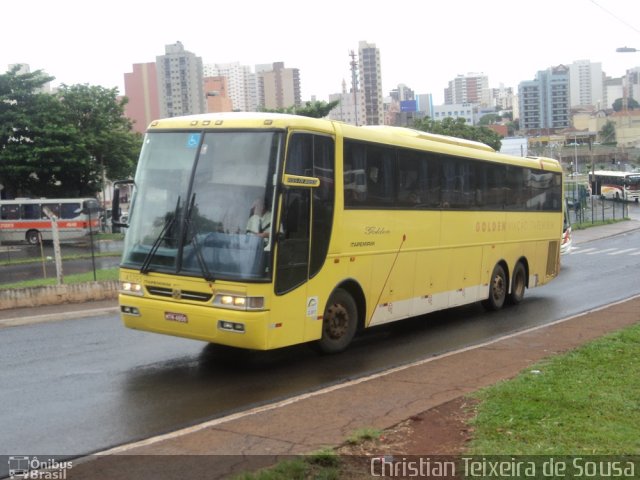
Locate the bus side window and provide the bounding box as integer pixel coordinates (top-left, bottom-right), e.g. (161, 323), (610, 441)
(285, 133), (313, 176)
(42, 204), (61, 219)
(1, 205), (20, 220)
(396, 150), (421, 206)
(21, 204), (40, 220)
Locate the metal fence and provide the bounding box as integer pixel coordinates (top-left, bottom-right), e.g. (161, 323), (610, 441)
(566, 196), (629, 226)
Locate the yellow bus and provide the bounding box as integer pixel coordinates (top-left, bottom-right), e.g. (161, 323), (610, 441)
(114, 113), (563, 353)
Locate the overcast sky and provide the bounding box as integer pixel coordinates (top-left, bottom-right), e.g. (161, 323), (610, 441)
(2, 0), (640, 104)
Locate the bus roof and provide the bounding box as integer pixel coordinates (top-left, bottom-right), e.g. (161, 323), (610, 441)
(592, 170), (640, 177)
(358, 125), (496, 153)
(145, 112), (561, 173)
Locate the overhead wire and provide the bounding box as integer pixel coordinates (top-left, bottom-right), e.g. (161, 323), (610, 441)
(588, 0), (640, 36)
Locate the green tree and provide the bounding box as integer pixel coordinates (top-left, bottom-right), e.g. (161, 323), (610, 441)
(612, 97), (640, 112)
(0, 70), (140, 199)
(478, 113), (501, 126)
(0, 67), (84, 197)
(57, 84), (140, 189)
(413, 116), (503, 151)
(261, 100), (340, 118)
(599, 120), (616, 144)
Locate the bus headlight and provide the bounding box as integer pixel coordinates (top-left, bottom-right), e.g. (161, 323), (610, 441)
(120, 281), (144, 296)
(213, 294), (264, 311)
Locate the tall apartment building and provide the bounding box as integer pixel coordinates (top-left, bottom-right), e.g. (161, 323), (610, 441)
(256, 62), (301, 110)
(444, 73), (491, 107)
(8, 63), (51, 93)
(156, 41), (205, 118)
(569, 60), (604, 108)
(204, 62), (257, 112)
(603, 76), (623, 110)
(518, 65), (570, 134)
(415, 93), (434, 118)
(124, 62), (160, 134)
(358, 41), (384, 125)
(627, 67), (640, 103)
(491, 84), (515, 110)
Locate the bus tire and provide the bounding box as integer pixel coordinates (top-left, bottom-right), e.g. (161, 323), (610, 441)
(509, 262), (526, 305)
(317, 288), (358, 354)
(26, 230), (40, 245)
(482, 264), (507, 311)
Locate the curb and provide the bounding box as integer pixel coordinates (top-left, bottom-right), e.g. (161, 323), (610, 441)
(0, 281), (118, 311)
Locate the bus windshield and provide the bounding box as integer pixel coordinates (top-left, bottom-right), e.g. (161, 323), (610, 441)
(121, 130), (281, 281)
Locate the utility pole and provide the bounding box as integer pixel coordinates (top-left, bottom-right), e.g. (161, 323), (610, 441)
(349, 50), (359, 126)
(43, 207), (64, 285)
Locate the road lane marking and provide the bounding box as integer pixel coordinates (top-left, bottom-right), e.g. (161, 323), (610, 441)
(586, 248), (617, 255)
(607, 248), (638, 255)
(571, 247), (596, 254)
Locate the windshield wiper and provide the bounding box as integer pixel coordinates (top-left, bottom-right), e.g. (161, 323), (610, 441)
(140, 196), (181, 274)
(183, 193), (215, 281)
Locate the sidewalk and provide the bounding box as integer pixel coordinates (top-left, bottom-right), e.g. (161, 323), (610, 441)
(569, 217), (640, 244)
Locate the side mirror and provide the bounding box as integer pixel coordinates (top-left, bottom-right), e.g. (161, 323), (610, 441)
(112, 179), (135, 228)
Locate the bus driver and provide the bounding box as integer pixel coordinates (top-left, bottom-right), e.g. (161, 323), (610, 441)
(246, 198), (271, 238)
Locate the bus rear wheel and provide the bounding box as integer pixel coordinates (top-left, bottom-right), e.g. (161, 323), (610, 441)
(509, 262), (526, 305)
(317, 288), (358, 354)
(482, 264), (507, 311)
(26, 230), (41, 245)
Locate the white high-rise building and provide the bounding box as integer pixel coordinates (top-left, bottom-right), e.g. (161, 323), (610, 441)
(156, 41), (205, 118)
(569, 60), (604, 108)
(444, 73), (491, 107)
(204, 62), (257, 111)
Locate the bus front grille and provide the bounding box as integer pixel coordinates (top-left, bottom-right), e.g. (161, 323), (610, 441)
(146, 286), (213, 302)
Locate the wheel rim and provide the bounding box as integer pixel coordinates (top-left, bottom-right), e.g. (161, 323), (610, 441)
(491, 272), (506, 302)
(325, 303), (350, 340)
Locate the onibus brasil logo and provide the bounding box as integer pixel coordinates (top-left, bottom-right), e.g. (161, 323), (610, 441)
(8, 456), (73, 479)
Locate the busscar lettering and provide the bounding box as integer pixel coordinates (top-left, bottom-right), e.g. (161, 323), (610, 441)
(351, 241), (375, 247)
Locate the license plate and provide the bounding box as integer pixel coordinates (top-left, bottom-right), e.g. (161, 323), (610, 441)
(165, 312), (188, 323)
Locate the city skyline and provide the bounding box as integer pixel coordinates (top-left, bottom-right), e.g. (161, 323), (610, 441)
(2, 0), (640, 104)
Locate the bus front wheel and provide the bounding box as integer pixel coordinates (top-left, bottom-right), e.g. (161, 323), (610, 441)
(482, 264), (507, 311)
(26, 230), (41, 245)
(317, 288), (358, 354)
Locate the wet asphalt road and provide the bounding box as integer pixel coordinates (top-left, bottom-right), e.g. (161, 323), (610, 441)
(1, 228), (640, 469)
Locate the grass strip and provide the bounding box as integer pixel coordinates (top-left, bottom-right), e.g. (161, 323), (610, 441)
(467, 323), (640, 455)
(0, 268), (119, 289)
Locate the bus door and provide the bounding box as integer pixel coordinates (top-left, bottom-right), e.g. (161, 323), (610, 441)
(272, 132), (335, 348)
